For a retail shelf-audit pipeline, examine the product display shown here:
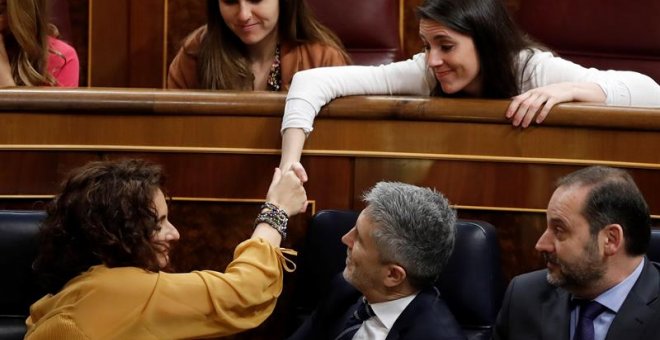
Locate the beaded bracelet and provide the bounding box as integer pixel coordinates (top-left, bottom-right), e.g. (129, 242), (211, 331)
(254, 202), (288, 240)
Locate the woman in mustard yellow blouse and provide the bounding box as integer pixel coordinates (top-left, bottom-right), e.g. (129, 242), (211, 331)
(25, 159), (307, 339)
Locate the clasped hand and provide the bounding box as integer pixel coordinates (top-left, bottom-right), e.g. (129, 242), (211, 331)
(266, 162), (308, 216)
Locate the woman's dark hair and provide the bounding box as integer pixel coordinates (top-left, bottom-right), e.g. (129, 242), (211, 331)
(33, 159), (166, 293)
(197, 0), (348, 89)
(417, 0), (539, 98)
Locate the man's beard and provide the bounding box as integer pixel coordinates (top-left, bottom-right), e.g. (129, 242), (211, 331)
(542, 237), (605, 290)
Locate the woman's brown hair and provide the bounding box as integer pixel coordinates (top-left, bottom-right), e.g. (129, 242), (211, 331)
(5, 0), (59, 85)
(33, 159), (167, 293)
(197, 0), (349, 90)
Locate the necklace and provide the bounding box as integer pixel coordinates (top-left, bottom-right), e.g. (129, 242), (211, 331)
(266, 44), (281, 91)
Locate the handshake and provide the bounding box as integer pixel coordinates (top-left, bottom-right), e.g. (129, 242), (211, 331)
(264, 162), (309, 220)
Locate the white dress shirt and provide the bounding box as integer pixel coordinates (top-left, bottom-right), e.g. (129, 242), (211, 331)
(352, 293), (418, 340)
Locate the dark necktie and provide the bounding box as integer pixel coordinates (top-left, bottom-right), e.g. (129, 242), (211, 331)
(334, 296), (374, 340)
(574, 300), (607, 340)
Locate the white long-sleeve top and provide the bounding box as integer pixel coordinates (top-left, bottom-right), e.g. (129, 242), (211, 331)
(282, 50), (660, 134)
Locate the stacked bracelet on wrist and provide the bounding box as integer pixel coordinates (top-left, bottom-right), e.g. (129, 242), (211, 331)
(254, 202), (288, 240)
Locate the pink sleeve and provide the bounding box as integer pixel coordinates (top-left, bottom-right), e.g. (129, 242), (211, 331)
(47, 38), (80, 87)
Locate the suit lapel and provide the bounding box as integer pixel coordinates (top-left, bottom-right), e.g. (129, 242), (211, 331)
(330, 298), (363, 339)
(298, 274), (361, 340)
(385, 288), (434, 340)
(605, 259), (660, 340)
(328, 277), (363, 339)
(541, 287), (571, 340)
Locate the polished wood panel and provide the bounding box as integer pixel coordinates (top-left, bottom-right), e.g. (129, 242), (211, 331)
(0, 151), (351, 211)
(402, 0), (423, 58)
(456, 209), (546, 281)
(166, 0), (206, 67)
(89, 0), (129, 86)
(0, 151), (99, 194)
(352, 159), (660, 212)
(67, 0), (89, 86)
(89, 0), (165, 87)
(129, 1), (166, 87)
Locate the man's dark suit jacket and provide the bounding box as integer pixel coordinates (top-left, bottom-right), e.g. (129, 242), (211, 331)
(288, 275), (465, 340)
(493, 258), (660, 340)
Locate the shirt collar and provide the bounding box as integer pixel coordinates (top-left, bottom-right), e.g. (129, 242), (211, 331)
(369, 293), (419, 330)
(592, 257), (645, 313)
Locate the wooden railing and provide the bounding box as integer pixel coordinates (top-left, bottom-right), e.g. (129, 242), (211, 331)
(1, 87), (659, 128)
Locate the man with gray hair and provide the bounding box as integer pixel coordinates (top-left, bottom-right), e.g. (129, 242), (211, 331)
(289, 182), (464, 340)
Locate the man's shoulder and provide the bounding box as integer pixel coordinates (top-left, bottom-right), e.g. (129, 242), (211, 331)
(636, 259), (660, 300)
(315, 275), (362, 318)
(649, 260), (660, 274)
(645, 260), (660, 283)
(512, 269), (550, 284)
(393, 288), (465, 339)
(513, 269), (548, 281)
(505, 269), (560, 301)
(287, 275), (360, 340)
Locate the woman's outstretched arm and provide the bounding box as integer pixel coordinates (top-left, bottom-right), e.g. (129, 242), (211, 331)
(280, 53), (434, 169)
